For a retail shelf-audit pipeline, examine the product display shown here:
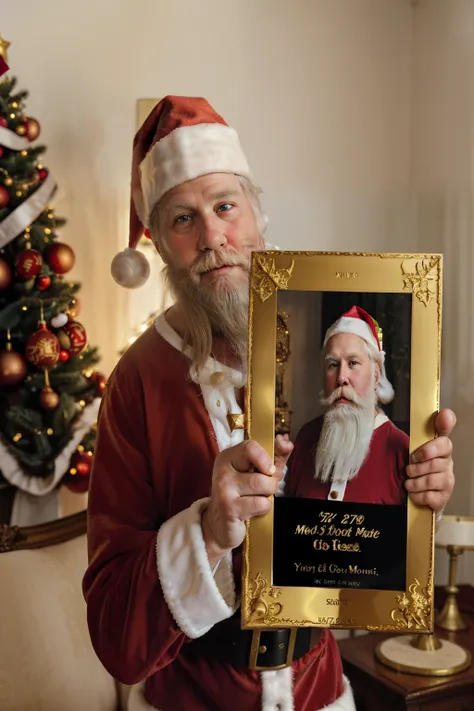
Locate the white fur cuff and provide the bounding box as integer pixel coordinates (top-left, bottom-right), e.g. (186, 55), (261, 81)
(324, 676), (356, 711)
(156, 498), (236, 638)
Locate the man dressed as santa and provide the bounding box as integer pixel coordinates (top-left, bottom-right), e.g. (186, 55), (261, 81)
(287, 305), (410, 505)
(83, 96), (455, 711)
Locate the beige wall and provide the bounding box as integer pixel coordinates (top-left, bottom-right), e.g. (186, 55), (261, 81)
(3, 0), (414, 374)
(412, 0), (474, 584)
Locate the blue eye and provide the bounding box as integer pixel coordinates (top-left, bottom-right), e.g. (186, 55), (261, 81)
(217, 203), (233, 213)
(175, 214), (192, 224)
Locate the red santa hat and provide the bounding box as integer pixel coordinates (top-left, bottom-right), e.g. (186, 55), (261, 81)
(323, 305), (395, 403)
(111, 95), (253, 288)
(0, 57), (9, 77)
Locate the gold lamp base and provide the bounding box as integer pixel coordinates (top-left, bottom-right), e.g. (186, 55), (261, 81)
(375, 634), (471, 677)
(436, 591), (468, 631)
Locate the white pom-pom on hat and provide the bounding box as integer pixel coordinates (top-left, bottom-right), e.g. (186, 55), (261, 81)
(111, 247), (151, 289)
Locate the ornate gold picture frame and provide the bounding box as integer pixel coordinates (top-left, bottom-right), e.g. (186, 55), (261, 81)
(242, 251), (442, 633)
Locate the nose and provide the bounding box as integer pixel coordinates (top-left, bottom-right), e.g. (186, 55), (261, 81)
(336, 364), (350, 386)
(198, 215), (227, 252)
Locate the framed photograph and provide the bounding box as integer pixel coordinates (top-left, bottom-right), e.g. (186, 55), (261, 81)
(242, 251), (442, 633)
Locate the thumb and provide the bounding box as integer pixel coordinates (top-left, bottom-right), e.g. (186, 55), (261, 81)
(435, 408), (456, 437)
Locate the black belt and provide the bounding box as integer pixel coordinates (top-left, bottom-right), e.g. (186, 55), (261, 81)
(185, 613), (313, 671)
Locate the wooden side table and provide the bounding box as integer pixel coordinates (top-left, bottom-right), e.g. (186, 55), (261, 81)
(338, 611), (474, 711)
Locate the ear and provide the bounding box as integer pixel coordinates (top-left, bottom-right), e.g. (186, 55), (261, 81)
(145, 227), (163, 257)
(374, 362), (381, 388)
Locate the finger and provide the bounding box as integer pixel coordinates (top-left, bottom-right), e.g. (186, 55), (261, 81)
(404, 471), (450, 493)
(235, 471), (279, 498)
(411, 436), (452, 464)
(435, 408), (456, 437)
(408, 490), (448, 512)
(235, 495), (272, 521)
(406, 457), (450, 479)
(227, 440), (275, 476)
(274, 434), (294, 470)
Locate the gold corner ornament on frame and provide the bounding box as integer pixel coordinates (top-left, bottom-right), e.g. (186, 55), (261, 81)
(242, 250), (442, 633)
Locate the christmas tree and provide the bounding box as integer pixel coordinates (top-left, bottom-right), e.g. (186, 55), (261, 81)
(0, 36), (105, 525)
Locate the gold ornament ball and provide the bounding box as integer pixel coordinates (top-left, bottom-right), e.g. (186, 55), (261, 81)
(69, 297), (81, 318)
(25, 117), (41, 142)
(4, 177), (13, 187)
(0, 347), (27, 387)
(0, 256), (12, 291)
(57, 329), (71, 350)
(16, 125), (26, 136)
(39, 386), (60, 410)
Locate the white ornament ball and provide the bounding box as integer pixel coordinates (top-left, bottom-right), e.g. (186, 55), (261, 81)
(111, 248), (150, 289)
(50, 312), (69, 328)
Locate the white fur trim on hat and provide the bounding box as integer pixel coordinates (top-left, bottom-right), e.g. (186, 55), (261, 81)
(324, 316), (380, 354)
(140, 123), (252, 226)
(111, 247), (151, 288)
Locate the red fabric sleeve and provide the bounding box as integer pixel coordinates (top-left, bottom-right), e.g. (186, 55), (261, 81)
(82, 360), (185, 685)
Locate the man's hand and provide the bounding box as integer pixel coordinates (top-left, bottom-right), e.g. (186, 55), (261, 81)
(404, 408), (456, 513)
(202, 437), (293, 567)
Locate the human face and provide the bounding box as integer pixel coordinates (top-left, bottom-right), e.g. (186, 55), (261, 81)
(324, 333), (379, 403)
(156, 173), (264, 291)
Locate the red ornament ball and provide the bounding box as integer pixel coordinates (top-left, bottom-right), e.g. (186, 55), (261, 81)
(24, 117), (41, 142)
(62, 320), (87, 356)
(38, 168), (48, 181)
(59, 349), (70, 363)
(0, 256), (12, 291)
(46, 242), (75, 275)
(74, 451), (93, 476)
(36, 275), (51, 291)
(88, 370), (107, 397)
(64, 450), (93, 493)
(25, 326), (60, 369)
(15, 249), (43, 279)
(0, 147), (3, 158)
(0, 117), (7, 128)
(0, 346), (27, 387)
(0, 185), (9, 208)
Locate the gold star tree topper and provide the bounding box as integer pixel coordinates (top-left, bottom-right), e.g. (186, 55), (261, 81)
(0, 34), (11, 63)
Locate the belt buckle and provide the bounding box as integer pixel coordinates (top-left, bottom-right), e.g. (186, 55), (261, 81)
(248, 628), (297, 671)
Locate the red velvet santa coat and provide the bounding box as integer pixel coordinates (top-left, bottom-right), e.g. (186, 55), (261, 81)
(287, 414), (409, 503)
(83, 315), (355, 711)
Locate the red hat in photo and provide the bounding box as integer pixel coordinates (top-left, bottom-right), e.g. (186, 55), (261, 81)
(0, 57), (9, 77)
(111, 95), (253, 289)
(324, 305), (394, 403)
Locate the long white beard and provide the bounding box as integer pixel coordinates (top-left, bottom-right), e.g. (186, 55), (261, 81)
(163, 247), (250, 375)
(314, 385), (376, 484)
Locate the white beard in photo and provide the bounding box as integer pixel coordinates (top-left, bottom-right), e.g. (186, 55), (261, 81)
(314, 383), (377, 484)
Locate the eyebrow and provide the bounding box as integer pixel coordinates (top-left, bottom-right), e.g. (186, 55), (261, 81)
(325, 352), (363, 362)
(163, 190), (242, 215)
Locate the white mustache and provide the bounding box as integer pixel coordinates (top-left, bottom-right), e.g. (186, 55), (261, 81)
(322, 386), (363, 408)
(191, 249), (249, 277)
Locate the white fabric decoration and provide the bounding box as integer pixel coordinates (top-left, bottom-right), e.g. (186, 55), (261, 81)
(0, 172), (57, 249)
(0, 126), (30, 150)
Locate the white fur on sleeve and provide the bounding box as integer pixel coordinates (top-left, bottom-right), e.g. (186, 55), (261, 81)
(156, 497), (236, 638)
